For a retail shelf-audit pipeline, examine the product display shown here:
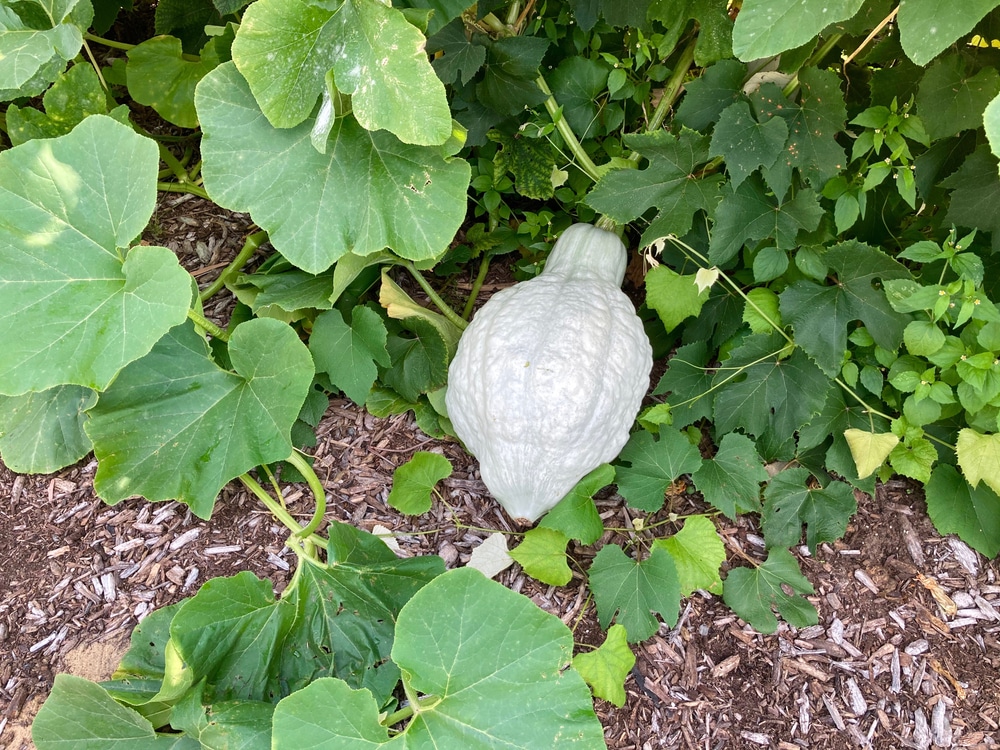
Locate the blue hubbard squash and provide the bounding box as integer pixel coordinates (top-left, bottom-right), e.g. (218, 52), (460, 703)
(446, 224), (652, 522)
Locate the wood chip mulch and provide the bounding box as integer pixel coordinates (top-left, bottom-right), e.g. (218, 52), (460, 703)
(2, 398), (1000, 749)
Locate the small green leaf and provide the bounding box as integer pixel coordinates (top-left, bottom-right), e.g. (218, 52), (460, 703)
(590, 544), (681, 642)
(888, 437), (937, 483)
(510, 527), (573, 586)
(691, 433), (768, 518)
(722, 548), (817, 634)
(549, 56), (611, 141)
(753, 246), (789, 282)
(539, 464), (612, 545)
(986, 92), (1000, 165)
(654, 515), (725, 595)
(645, 265), (710, 332)
(956, 428), (1000, 497)
(743, 287), (782, 333)
(843, 429), (899, 479)
(488, 130), (556, 200)
(387, 451), (452, 515)
(925, 463), (1000, 558)
(903, 320), (946, 357)
(572, 624), (635, 707)
(762, 468), (857, 553)
(615, 428), (703, 512)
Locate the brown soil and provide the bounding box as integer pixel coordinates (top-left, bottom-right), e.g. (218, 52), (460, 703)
(2, 197), (999, 749)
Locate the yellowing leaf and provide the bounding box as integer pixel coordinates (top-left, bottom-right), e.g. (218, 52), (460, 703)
(572, 624), (635, 707)
(957, 428), (1000, 496)
(467, 532), (514, 579)
(654, 515), (725, 595)
(510, 527), (572, 586)
(844, 428), (899, 479)
(694, 267), (720, 293)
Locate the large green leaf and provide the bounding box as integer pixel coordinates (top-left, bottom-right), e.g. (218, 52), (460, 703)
(925, 463), (1000, 558)
(916, 53), (1000, 141)
(32, 675), (197, 750)
(761, 468), (857, 552)
(231, 0), (450, 144)
(655, 340), (714, 427)
(712, 333), (833, 443)
(86, 319), (314, 518)
(709, 100), (788, 188)
(127, 35), (214, 128)
(0, 115), (191, 396)
(709, 175), (824, 265)
(614, 428), (704, 512)
(589, 544), (680, 643)
(690, 432), (767, 518)
(549, 56), (611, 140)
(587, 129), (723, 244)
(898, 0), (1000, 66)
(732, 0), (865, 60)
(271, 568), (605, 748)
(942, 146), (1000, 252)
(197, 63), (470, 273)
(0, 385), (95, 473)
(170, 530), (443, 705)
(779, 241), (912, 377)
(723, 548), (817, 634)
(674, 59), (745, 132)
(0, 0), (91, 98)
(750, 69), (848, 195)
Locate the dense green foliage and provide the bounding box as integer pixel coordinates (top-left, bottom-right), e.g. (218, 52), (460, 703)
(4, 0), (1000, 745)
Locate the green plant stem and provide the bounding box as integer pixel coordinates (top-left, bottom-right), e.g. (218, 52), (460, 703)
(381, 704), (415, 729)
(84, 32), (134, 52)
(158, 181), (211, 200)
(186, 309), (229, 341)
(504, 1), (521, 25)
(402, 262), (469, 330)
(239, 472), (310, 539)
(462, 254), (492, 320)
(782, 34), (843, 98)
(536, 75), (604, 183)
(199, 230), (268, 301)
(640, 36), (698, 140)
(81, 41), (109, 90)
(286, 450), (327, 539)
(159, 145), (192, 183)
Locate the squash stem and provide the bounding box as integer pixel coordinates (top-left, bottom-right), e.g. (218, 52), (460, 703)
(639, 36), (698, 141)
(535, 75), (604, 183)
(402, 261), (469, 330)
(462, 254), (492, 320)
(186, 309), (229, 341)
(199, 230), (268, 301)
(158, 181), (211, 200)
(286, 450), (328, 539)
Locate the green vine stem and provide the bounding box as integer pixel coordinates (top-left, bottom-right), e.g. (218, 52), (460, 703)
(158, 181), (211, 200)
(462, 254), (492, 320)
(285, 450), (328, 539)
(199, 230), (268, 301)
(83, 32), (134, 52)
(238, 471), (316, 555)
(159, 144), (193, 184)
(535, 75), (604, 183)
(81, 40), (109, 90)
(640, 36), (698, 140)
(401, 261), (469, 330)
(186, 309), (229, 340)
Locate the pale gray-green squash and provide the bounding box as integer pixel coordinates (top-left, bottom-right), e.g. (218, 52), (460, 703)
(446, 224), (653, 522)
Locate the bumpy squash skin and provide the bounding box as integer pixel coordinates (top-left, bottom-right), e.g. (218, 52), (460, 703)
(446, 225), (653, 522)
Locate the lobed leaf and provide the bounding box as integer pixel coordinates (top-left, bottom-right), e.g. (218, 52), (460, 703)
(722, 548), (816, 634)
(590, 544), (681, 642)
(386, 451), (452, 515)
(572, 625), (635, 707)
(654, 515), (726, 595)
